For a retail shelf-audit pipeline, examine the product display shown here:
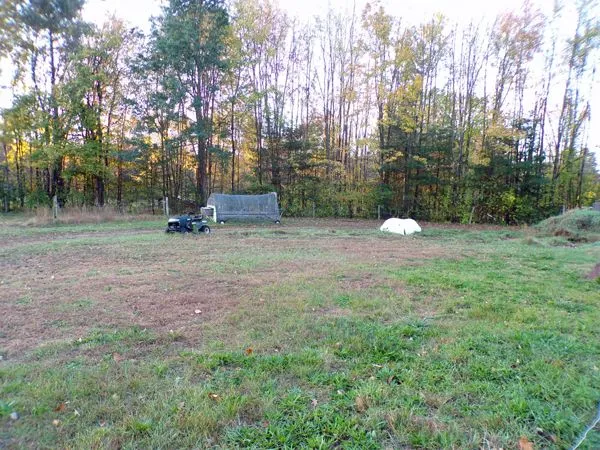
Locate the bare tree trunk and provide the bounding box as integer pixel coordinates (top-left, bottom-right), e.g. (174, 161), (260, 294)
(48, 30), (65, 206)
(230, 100), (236, 192)
(2, 142), (10, 212)
(575, 146), (587, 207)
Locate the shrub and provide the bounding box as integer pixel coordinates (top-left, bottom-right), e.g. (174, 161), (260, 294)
(535, 209), (600, 242)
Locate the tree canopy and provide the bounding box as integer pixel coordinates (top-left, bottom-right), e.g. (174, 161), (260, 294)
(1, 0), (598, 222)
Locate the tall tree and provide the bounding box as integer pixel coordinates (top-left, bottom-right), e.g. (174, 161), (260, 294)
(553, 0), (599, 208)
(0, 0), (19, 62)
(151, 0), (230, 205)
(65, 18), (140, 206)
(16, 0), (87, 204)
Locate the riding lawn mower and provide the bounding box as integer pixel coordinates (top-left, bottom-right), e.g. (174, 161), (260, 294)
(165, 213), (211, 234)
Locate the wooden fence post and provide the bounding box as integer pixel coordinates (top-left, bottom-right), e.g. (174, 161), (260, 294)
(52, 195), (58, 220)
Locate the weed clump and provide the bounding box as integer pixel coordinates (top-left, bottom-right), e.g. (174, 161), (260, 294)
(535, 209), (600, 242)
(586, 263), (600, 283)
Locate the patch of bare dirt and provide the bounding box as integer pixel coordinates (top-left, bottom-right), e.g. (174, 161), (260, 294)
(0, 220), (453, 359)
(312, 306), (350, 317)
(337, 273), (379, 291)
(0, 256), (250, 358)
(586, 263), (600, 280)
(408, 415), (449, 433)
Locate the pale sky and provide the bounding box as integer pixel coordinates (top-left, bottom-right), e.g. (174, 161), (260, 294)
(83, 0), (558, 29)
(82, 0), (568, 28)
(2, 0), (599, 159)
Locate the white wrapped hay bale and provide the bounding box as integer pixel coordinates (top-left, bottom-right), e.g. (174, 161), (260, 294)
(379, 218), (422, 235)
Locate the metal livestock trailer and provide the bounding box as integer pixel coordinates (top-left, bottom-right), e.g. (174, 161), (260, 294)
(202, 193), (281, 224)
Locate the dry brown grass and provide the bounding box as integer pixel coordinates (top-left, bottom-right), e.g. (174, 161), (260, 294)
(0, 220), (450, 357)
(20, 206), (159, 226)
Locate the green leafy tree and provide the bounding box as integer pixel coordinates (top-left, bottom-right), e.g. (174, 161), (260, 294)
(64, 18), (140, 206)
(15, 0), (87, 205)
(150, 0), (230, 205)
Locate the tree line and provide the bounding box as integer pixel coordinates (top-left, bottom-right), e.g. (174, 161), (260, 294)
(0, 0), (599, 223)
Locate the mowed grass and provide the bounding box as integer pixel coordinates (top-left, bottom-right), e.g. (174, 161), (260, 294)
(0, 219), (599, 449)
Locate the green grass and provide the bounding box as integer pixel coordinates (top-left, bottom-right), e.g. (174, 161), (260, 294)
(1, 219), (599, 448)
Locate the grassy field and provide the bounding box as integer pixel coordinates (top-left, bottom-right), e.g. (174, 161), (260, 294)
(0, 217), (599, 449)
